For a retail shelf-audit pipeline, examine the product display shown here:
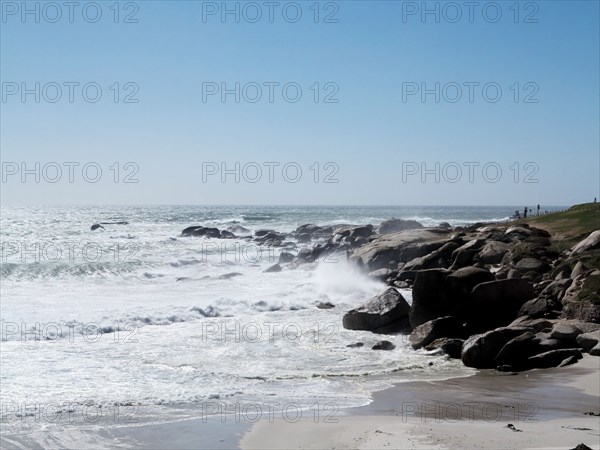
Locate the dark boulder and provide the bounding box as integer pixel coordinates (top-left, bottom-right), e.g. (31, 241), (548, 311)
(278, 251), (295, 264)
(466, 279), (536, 332)
(461, 327), (533, 369)
(528, 349), (583, 369)
(342, 288), (410, 332)
(494, 332), (539, 367)
(409, 269), (452, 328)
(450, 239), (485, 268)
(576, 331), (600, 352)
(372, 340), (395, 350)
(409, 316), (464, 350)
(316, 301), (335, 309)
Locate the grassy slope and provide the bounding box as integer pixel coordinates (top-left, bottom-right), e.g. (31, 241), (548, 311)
(518, 203), (600, 244)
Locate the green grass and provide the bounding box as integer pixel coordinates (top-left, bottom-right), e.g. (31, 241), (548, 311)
(519, 202), (600, 243)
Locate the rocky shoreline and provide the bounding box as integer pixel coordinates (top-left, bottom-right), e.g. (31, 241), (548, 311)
(179, 206), (600, 373)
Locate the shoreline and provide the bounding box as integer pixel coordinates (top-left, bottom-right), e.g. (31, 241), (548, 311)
(241, 355), (600, 449)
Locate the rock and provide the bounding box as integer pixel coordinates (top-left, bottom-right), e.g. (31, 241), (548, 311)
(378, 219), (423, 234)
(342, 288), (410, 332)
(549, 322), (583, 344)
(403, 241), (460, 271)
(424, 338), (464, 359)
(590, 343), (600, 356)
(539, 278), (572, 302)
(494, 332), (539, 367)
(570, 444), (593, 450)
(409, 316), (464, 349)
(461, 327), (533, 369)
(278, 251), (295, 264)
(316, 301), (335, 310)
(536, 337), (565, 352)
(446, 266), (495, 299)
(508, 316), (555, 332)
(571, 230), (600, 255)
(505, 226), (533, 238)
(346, 342), (364, 348)
(558, 355), (580, 367)
(507, 269), (522, 279)
(263, 264), (282, 273)
(91, 224), (105, 231)
(477, 241), (511, 265)
(576, 331), (600, 352)
(409, 269), (452, 328)
(466, 279), (536, 332)
(297, 233), (312, 243)
(451, 239), (485, 268)
(182, 226), (224, 238)
(528, 349), (583, 369)
(559, 320), (600, 333)
(220, 230), (236, 239)
(571, 261), (587, 279)
(516, 258), (550, 273)
(372, 340), (395, 350)
(350, 229), (450, 271)
(218, 272), (242, 280)
(518, 297), (560, 318)
(368, 268), (394, 282)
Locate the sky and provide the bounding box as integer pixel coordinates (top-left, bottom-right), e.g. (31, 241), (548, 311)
(1, 0), (599, 206)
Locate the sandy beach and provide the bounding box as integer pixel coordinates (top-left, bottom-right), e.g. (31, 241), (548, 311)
(241, 355), (600, 450)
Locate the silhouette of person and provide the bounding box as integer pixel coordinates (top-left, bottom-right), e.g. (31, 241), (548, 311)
(524, 206), (528, 218)
(537, 204), (540, 216)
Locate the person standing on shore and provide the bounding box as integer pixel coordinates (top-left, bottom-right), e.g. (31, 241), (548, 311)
(524, 206), (528, 218)
(537, 204), (540, 216)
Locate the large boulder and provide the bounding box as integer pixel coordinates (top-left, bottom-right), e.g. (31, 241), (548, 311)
(342, 288), (410, 332)
(549, 322), (583, 345)
(409, 269), (452, 328)
(509, 316), (555, 332)
(571, 230), (600, 255)
(409, 316), (464, 349)
(576, 330), (600, 352)
(446, 267), (495, 300)
(378, 219), (423, 235)
(528, 349), (583, 369)
(518, 297), (561, 318)
(476, 241), (511, 265)
(515, 258), (551, 273)
(466, 279), (536, 332)
(350, 229), (450, 271)
(450, 239), (485, 269)
(461, 327), (533, 368)
(494, 332), (539, 368)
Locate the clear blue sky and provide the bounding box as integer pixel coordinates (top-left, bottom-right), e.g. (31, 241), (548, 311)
(1, 0), (598, 205)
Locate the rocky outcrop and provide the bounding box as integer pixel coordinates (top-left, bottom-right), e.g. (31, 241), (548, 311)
(350, 229), (451, 271)
(342, 288), (410, 332)
(181, 226), (236, 239)
(378, 219), (423, 235)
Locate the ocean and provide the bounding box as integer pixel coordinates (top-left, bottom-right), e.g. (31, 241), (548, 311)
(0, 205), (563, 447)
